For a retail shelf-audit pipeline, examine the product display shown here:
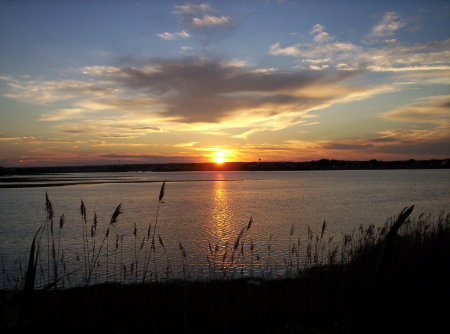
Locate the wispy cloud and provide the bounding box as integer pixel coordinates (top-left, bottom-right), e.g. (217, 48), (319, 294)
(0, 77), (112, 103)
(269, 22), (450, 72)
(97, 154), (200, 163)
(174, 3), (211, 15)
(180, 45), (194, 51)
(157, 30), (191, 40)
(369, 12), (406, 38)
(192, 14), (231, 27)
(269, 40), (359, 68)
(0, 136), (83, 144)
(282, 125), (450, 160)
(310, 24), (333, 43)
(174, 141), (198, 147)
(40, 108), (91, 121)
(381, 95), (450, 124)
(172, 2), (234, 44)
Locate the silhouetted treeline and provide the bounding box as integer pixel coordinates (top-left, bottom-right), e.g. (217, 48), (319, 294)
(1, 158), (449, 175)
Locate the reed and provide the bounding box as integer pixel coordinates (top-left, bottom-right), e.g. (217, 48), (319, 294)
(133, 222), (138, 282)
(142, 181), (166, 282)
(80, 200), (88, 281)
(23, 224), (43, 294)
(85, 204), (122, 286)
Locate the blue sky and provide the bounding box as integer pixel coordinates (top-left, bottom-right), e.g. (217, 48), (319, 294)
(0, 0), (449, 166)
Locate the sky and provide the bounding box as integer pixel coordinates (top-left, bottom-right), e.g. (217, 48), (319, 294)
(0, 0), (449, 167)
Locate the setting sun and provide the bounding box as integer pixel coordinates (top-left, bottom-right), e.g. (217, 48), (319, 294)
(211, 149), (233, 164)
(214, 156), (226, 164)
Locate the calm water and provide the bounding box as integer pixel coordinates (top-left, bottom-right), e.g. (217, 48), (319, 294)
(0, 170), (449, 287)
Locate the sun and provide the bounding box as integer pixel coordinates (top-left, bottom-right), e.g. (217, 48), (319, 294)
(212, 150), (231, 164)
(214, 156), (226, 164)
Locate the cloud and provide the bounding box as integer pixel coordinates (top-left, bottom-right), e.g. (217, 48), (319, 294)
(381, 95), (450, 124)
(319, 136), (450, 158)
(4, 56), (428, 141)
(395, 70), (450, 85)
(1, 79), (98, 103)
(98, 154), (199, 163)
(369, 12), (406, 38)
(157, 31), (191, 40)
(53, 119), (161, 138)
(191, 14), (231, 27)
(172, 2), (234, 44)
(310, 24), (333, 43)
(269, 22), (450, 72)
(269, 41), (359, 66)
(0, 76), (117, 104)
(321, 142), (374, 150)
(0, 136), (83, 144)
(40, 108), (90, 121)
(174, 141), (198, 147)
(3, 56), (405, 139)
(282, 125), (450, 160)
(174, 3), (211, 15)
(364, 40), (450, 72)
(103, 57), (363, 124)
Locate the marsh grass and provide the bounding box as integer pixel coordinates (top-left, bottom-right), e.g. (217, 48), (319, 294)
(2, 207), (447, 333)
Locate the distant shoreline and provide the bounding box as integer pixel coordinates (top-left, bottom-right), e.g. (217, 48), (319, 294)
(1, 158), (449, 175)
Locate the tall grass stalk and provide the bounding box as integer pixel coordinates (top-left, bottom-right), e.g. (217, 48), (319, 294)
(24, 224), (43, 294)
(85, 204), (122, 286)
(142, 181), (166, 282)
(89, 213), (98, 273)
(80, 200), (88, 281)
(133, 222), (138, 282)
(56, 214), (65, 281)
(45, 192), (52, 285)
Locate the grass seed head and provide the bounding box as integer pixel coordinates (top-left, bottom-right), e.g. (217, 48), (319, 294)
(59, 214), (65, 229)
(80, 200), (87, 223)
(110, 204), (122, 225)
(159, 181), (166, 202)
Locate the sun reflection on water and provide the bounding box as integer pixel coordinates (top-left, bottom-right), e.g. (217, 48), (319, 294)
(209, 178), (234, 245)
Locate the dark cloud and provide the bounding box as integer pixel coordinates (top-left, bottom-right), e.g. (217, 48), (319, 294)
(100, 135), (135, 138)
(99, 154), (199, 163)
(320, 136), (450, 157)
(322, 143), (374, 150)
(63, 129), (90, 134)
(377, 138), (450, 156)
(250, 146), (290, 151)
(129, 126), (160, 130)
(368, 137), (400, 143)
(103, 57), (360, 123)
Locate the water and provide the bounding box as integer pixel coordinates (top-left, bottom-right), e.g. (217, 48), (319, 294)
(0, 169), (449, 288)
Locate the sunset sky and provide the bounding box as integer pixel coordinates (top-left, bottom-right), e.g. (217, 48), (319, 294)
(0, 0), (449, 167)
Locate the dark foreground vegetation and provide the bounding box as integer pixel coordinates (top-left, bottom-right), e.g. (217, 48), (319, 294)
(1, 204), (449, 333)
(1, 158), (449, 175)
